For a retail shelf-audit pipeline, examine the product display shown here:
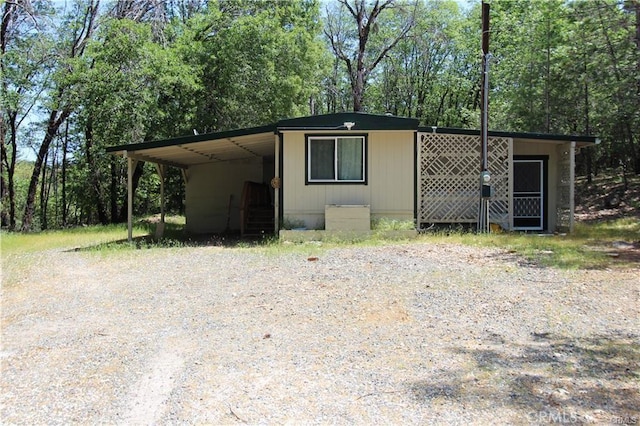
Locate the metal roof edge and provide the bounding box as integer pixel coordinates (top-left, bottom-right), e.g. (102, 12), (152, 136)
(106, 124), (277, 153)
(277, 112), (420, 131)
(417, 126), (599, 143)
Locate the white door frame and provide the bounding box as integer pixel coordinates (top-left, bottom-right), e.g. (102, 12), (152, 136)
(513, 158), (546, 231)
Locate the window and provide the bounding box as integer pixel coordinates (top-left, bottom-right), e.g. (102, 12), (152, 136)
(306, 135), (366, 184)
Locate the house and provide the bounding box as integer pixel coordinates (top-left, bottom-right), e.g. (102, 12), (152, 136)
(106, 112), (599, 240)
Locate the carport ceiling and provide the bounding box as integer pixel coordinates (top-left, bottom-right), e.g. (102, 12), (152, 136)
(107, 126), (276, 168)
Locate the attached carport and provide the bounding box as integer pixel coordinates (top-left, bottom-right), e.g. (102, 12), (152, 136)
(107, 125), (278, 241)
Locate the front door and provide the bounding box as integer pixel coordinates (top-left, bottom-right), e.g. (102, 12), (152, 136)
(513, 157), (547, 231)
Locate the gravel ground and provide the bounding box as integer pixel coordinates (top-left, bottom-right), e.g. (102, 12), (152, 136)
(1, 242), (639, 425)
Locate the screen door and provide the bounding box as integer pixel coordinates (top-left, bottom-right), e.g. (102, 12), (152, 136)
(513, 159), (545, 230)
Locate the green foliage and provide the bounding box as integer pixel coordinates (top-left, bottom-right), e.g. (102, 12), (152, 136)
(371, 218), (415, 231)
(370, 0), (478, 126)
(187, 0), (326, 131)
(487, 0), (639, 174)
(573, 217), (640, 242)
(3, 162), (33, 229)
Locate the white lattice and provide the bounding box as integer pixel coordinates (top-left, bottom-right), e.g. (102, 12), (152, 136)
(417, 133), (511, 228)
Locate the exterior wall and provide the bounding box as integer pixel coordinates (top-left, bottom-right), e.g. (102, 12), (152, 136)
(185, 158), (264, 233)
(282, 130), (414, 229)
(513, 140), (559, 231)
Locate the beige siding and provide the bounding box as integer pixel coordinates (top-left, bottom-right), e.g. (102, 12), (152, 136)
(513, 140), (559, 231)
(185, 158), (263, 233)
(282, 131), (414, 229)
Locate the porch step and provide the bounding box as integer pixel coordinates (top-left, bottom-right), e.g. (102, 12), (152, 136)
(245, 206), (274, 236)
(240, 181), (274, 237)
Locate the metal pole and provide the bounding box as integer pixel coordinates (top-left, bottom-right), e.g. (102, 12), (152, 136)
(478, 1), (491, 233)
(487, 200), (490, 232)
(482, 57), (491, 171)
(481, 1), (490, 173)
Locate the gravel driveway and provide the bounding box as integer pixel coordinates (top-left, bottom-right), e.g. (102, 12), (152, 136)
(1, 242), (639, 425)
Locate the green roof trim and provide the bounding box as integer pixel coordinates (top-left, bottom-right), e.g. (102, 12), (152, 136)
(419, 126), (599, 144)
(277, 112), (420, 131)
(106, 124), (276, 153)
(106, 113), (598, 154)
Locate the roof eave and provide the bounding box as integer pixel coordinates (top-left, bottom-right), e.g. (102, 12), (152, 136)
(418, 126), (599, 144)
(106, 124), (277, 154)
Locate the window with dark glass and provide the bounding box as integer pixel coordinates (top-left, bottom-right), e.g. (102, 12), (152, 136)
(307, 136), (366, 183)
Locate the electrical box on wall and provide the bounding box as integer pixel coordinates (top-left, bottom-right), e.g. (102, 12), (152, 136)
(482, 184), (494, 198)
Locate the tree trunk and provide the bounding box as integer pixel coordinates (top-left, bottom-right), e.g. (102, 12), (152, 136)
(39, 150), (49, 230)
(0, 172), (8, 228)
(61, 121), (69, 226)
(352, 68), (365, 112)
(8, 115), (17, 229)
(1, 111), (18, 230)
(85, 120), (109, 224)
(0, 115), (8, 228)
(117, 161), (145, 222)
(110, 157), (119, 223)
(21, 108), (71, 231)
(0, 0), (11, 228)
(635, 0), (640, 174)
(325, 0), (415, 113)
(635, 0), (640, 96)
(583, 50), (592, 183)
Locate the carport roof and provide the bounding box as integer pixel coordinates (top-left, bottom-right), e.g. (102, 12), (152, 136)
(107, 112), (599, 168)
(106, 112), (421, 168)
(106, 124), (277, 168)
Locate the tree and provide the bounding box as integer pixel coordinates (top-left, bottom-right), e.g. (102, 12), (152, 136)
(324, 0), (416, 112)
(186, 0), (326, 131)
(69, 14), (202, 224)
(1, 0), (55, 229)
(20, 0), (99, 231)
(368, 0), (475, 126)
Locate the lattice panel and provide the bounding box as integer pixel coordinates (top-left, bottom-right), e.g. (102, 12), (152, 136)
(418, 133), (511, 227)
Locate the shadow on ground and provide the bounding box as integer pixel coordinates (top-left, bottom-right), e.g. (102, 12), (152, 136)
(68, 221), (275, 252)
(409, 331), (640, 423)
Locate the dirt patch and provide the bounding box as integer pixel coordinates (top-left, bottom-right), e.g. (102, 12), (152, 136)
(361, 300), (410, 324)
(575, 171), (640, 223)
(1, 244), (638, 424)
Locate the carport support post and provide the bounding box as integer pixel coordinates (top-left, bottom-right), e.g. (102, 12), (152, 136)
(274, 134), (280, 234)
(156, 164), (166, 224)
(155, 164), (166, 240)
(569, 141), (576, 233)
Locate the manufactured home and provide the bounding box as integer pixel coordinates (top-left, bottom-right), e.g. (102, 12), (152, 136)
(107, 112), (598, 238)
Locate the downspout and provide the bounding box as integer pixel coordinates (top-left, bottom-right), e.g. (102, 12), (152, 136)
(273, 132), (280, 235)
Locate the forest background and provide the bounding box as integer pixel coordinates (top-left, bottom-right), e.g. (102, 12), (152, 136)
(1, 0), (638, 231)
